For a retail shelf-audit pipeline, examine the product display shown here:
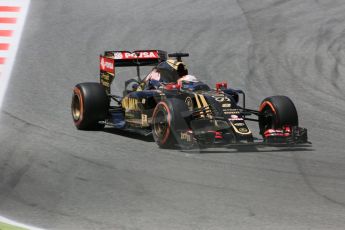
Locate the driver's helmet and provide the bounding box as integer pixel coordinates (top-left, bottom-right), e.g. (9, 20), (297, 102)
(177, 74), (198, 85)
(144, 67), (160, 82)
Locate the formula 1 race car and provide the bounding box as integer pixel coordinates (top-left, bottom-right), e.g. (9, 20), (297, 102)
(71, 50), (309, 148)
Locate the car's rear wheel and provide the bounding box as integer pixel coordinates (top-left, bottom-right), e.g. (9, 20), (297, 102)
(258, 95), (298, 136)
(71, 82), (109, 130)
(152, 98), (191, 149)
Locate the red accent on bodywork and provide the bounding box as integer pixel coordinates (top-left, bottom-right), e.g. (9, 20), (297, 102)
(100, 56), (115, 73)
(264, 126), (291, 138)
(283, 125), (291, 133)
(164, 83), (181, 90)
(216, 82), (227, 91)
(0, 57), (6, 64)
(208, 131), (223, 139)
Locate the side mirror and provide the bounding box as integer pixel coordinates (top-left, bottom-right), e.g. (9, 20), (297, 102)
(216, 82), (228, 91)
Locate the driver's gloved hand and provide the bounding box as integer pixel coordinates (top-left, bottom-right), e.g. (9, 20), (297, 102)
(147, 80), (161, 89)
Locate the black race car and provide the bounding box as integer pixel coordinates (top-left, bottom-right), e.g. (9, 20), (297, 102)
(71, 50), (309, 148)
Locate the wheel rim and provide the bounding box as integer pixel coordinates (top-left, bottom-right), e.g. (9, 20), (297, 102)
(153, 109), (169, 140)
(259, 106), (276, 135)
(263, 109), (274, 129)
(72, 93), (81, 121)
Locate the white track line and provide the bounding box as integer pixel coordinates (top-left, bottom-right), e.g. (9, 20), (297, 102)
(0, 0), (30, 108)
(0, 216), (44, 230)
(0, 1), (44, 229)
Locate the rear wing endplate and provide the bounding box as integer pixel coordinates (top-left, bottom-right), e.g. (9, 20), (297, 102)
(99, 56), (115, 93)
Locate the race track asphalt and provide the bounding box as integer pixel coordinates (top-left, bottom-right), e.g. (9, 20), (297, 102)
(1, 0), (345, 229)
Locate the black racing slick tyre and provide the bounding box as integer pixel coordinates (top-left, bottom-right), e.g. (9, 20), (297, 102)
(258, 95), (298, 136)
(71, 82), (109, 130)
(152, 98), (191, 149)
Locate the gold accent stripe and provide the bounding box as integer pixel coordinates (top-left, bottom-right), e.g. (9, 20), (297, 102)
(194, 94), (204, 118)
(199, 94), (212, 118)
(199, 94), (208, 108)
(194, 93), (202, 108)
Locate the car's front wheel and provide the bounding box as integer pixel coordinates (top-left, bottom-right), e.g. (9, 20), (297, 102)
(258, 95), (298, 136)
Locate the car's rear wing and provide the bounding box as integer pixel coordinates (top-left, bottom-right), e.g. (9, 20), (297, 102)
(105, 50), (167, 66)
(100, 50), (167, 93)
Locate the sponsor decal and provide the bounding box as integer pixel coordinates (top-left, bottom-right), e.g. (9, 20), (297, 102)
(141, 114), (148, 126)
(212, 95), (230, 102)
(181, 131), (193, 142)
(229, 118), (243, 121)
(100, 80), (110, 87)
(122, 97), (139, 111)
(114, 52), (123, 59)
(223, 108), (239, 112)
(234, 123), (245, 127)
(100, 56), (114, 72)
(238, 128), (248, 133)
(113, 51), (159, 60)
(101, 74), (109, 81)
(100, 72), (114, 94)
(228, 114), (243, 121)
(222, 103), (231, 108)
(185, 97), (193, 111)
(224, 111), (240, 115)
(223, 109), (240, 115)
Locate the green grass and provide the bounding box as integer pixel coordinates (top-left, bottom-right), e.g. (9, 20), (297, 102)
(0, 222), (27, 230)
